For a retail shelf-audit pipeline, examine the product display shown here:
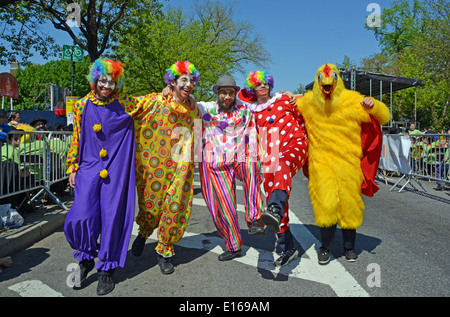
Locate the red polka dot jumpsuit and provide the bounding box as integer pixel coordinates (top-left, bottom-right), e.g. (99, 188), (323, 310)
(253, 94), (308, 233)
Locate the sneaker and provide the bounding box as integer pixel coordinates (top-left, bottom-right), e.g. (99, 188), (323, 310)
(248, 220), (266, 236)
(261, 205), (282, 233)
(344, 249), (358, 262)
(275, 248), (299, 267)
(96, 269), (115, 295)
(434, 185), (444, 191)
(131, 235), (146, 256)
(317, 246), (331, 265)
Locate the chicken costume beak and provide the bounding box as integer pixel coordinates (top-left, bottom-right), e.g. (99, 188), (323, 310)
(317, 63), (337, 100)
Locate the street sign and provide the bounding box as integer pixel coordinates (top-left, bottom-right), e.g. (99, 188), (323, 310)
(62, 45), (83, 62)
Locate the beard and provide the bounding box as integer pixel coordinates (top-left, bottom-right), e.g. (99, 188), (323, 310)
(218, 98), (236, 113)
(94, 85), (115, 101)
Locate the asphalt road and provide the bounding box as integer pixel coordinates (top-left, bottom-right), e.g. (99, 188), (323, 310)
(1, 170), (449, 301)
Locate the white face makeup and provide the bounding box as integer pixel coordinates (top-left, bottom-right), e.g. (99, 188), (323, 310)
(95, 74), (116, 100)
(176, 74), (195, 87)
(172, 73), (194, 102)
(254, 83), (270, 91)
(98, 74), (116, 90)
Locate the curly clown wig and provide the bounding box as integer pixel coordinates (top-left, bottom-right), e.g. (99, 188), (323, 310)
(244, 71), (274, 97)
(165, 61), (200, 87)
(87, 59), (125, 90)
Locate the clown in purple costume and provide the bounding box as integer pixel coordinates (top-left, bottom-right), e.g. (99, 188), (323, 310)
(64, 59), (146, 295)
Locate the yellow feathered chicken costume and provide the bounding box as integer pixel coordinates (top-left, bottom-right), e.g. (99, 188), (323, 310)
(297, 64), (390, 261)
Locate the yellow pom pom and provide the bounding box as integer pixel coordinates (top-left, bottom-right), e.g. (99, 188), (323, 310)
(99, 148), (107, 157)
(93, 124), (102, 132)
(99, 169), (108, 178)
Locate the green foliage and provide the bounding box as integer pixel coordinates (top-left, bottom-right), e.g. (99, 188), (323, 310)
(4, 0), (271, 109)
(365, 0), (427, 54)
(0, 1), (60, 66)
(0, 0), (164, 65)
(13, 58), (91, 110)
(112, 0), (271, 101)
(361, 0), (449, 130)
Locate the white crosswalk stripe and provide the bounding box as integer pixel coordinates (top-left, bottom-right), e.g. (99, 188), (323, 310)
(8, 280), (63, 297)
(135, 174), (369, 297)
(9, 174), (367, 297)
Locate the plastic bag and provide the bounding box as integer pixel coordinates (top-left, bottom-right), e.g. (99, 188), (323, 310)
(0, 204), (24, 229)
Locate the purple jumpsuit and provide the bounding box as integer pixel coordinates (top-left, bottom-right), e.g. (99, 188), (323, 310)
(64, 97), (136, 271)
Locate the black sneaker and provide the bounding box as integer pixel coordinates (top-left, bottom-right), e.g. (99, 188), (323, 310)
(248, 220), (266, 236)
(275, 248), (299, 267)
(261, 205), (282, 233)
(434, 185), (444, 191)
(317, 246), (331, 265)
(344, 249), (358, 262)
(131, 235), (146, 256)
(97, 269), (115, 295)
(157, 254), (175, 275)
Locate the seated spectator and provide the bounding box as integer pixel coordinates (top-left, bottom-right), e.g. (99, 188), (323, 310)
(30, 117), (48, 131)
(434, 146), (449, 191)
(0, 109), (12, 141)
(0, 127), (35, 211)
(7, 111), (21, 126)
(1, 127), (29, 178)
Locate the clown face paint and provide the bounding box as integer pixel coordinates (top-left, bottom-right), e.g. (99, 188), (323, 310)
(95, 74), (116, 101)
(254, 83), (270, 99)
(172, 73), (194, 102)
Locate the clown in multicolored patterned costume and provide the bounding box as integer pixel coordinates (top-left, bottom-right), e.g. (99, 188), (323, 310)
(131, 61), (201, 275)
(197, 75), (265, 261)
(65, 59), (147, 295)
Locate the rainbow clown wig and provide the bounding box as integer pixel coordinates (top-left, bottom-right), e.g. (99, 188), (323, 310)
(245, 71), (274, 96)
(165, 61), (200, 87)
(87, 58), (125, 90)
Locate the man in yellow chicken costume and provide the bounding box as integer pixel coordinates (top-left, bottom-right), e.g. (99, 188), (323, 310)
(297, 63), (390, 264)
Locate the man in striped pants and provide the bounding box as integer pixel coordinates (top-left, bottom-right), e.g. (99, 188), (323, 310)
(198, 76), (265, 261)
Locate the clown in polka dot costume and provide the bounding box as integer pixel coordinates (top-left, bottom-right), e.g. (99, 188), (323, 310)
(239, 71), (308, 266)
(197, 76), (265, 261)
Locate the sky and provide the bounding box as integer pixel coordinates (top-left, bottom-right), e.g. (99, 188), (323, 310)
(1, 0), (399, 94)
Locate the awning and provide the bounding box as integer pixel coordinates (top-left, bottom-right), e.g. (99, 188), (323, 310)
(305, 69), (425, 96)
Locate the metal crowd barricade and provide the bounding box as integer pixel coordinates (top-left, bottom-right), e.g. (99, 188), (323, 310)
(0, 130), (73, 211)
(382, 133), (450, 192)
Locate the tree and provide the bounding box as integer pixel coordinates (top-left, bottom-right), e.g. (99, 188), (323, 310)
(292, 84), (306, 95)
(0, 0), (164, 66)
(365, 0), (449, 129)
(336, 55), (357, 70)
(12, 58), (91, 110)
(112, 0), (271, 100)
(399, 0), (449, 129)
(365, 0), (427, 55)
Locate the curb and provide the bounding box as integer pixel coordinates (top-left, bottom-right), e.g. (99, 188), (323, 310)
(0, 210), (68, 259)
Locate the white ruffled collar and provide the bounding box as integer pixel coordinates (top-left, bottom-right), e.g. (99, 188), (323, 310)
(251, 93), (283, 112)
